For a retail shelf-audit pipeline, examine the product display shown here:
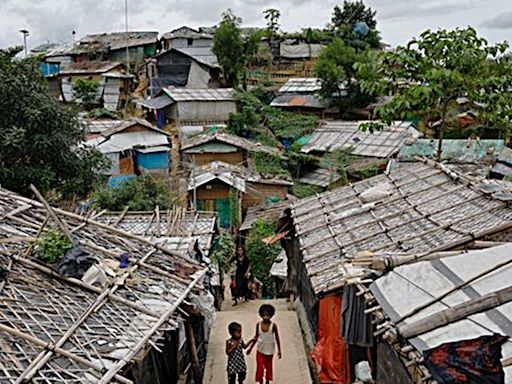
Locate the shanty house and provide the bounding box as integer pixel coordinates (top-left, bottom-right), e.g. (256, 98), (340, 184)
(301, 120), (420, 158)
(181, 131), (284, 167)
(84, 118), (170, 181)
(72, 31), (159, 68)
(279, 159), (512, 382)
(270, 77), (337, 117)
(366, 243), (512, 383)
(58, 61), (132, 111)
(189, 161), (292, 228)
(0, 187), (213, 384)
(161, 26), (214, 50)
(139, 87), (237, 133)
(147, 47), (221, 95)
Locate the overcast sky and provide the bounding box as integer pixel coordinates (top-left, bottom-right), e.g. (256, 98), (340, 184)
(0, 0), (510, 50)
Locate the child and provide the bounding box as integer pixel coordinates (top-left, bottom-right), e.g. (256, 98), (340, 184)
(247, 304), (282, 384)
(226, 322), (251, 384)
(247, 274), (263, 300)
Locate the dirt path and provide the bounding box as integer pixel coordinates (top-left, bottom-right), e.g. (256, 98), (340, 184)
(203, 287), (312, 384)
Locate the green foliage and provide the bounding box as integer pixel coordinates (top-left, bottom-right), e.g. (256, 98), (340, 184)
(350, 162), (382, 179)
(90, 108), (121, 119)
(73, 78), (99, 110)
(32, 228), (72, 264)
(229, 188), (240, 229)
(252, 152), (290, 177)
(246, 220), (282, 295)
(263, 8), (281, 36)
(213, 9), (261, 88)
(359, 28), (512, 144)
(92, 175), (174, 211)
(0, 47), (105, 200)
(314, 38), (376, 116)
(292, 182), (323, 198)
(505, 176), (512, 183)
(330, 1), (381, 49)
(228, 90), (318, 139)
(211, 233), (234, 272)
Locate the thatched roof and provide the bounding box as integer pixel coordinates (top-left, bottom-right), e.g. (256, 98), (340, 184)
(290, 159), (512, 295)
(0, 188), (207, 383)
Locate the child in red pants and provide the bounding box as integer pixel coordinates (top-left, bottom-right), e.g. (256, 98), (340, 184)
(247, 304), (282, 384)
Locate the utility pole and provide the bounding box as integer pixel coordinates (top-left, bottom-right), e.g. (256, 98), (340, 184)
(20, 29), (29, 57)
(124, 0), (130, 72)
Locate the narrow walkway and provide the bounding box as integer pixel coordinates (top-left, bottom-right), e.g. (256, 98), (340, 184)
(203, 288), (312, 384)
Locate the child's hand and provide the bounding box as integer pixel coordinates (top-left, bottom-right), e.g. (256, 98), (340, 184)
(246, 347), (253, 355)
(278, 350), (282, 359)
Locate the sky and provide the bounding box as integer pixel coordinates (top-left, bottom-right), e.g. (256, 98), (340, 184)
(0, 0), (510, 51)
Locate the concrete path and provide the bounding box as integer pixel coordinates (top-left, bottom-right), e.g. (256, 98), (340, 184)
(203, 287), (312, 384)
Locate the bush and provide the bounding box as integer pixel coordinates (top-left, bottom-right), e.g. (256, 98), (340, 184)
(92, 175), (175, 211)
(246, 219), (282, 297)
(210, 234), (235, 273)
(292, 182), (323, 198)
(32, 228), (72, 264)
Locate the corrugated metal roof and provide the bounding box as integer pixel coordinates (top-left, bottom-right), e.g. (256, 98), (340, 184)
(298, 167), (342, 188)
(370, 243), (512, 382)
(302, 120), (421, 158)
(278, 78), (322, 93)
(137, 94), (174, 109)
(162, 26), (213, 40)
(270, 94), (328, 109)
(172, 46), (219, 68)
(163, 87), (235, 102)
(77, 31), (158, 51)
(181, 132), (284, 158)
(59, 61), (123, 75)
(84, 119), (125, 134)
(398, 139), (504, 163)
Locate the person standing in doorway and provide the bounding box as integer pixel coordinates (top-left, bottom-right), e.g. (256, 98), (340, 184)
(247, 304), (282, 384)
(228, 246), (251, 306)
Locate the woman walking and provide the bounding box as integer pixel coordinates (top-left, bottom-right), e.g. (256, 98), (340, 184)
(228, 246), (251, 306)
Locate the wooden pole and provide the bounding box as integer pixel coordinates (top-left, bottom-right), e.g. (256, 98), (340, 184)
(97, 267), (208, 384)
(185, 319), (202, 384)
(399, 285), (512, 339)
(396, 255), (512, 325)
(29, 184), (73, 241)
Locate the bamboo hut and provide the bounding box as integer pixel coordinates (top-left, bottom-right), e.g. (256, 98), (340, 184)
(279, 158), (512, 382)
(0, 187), (211, 383)
(357, 243), (512, 383)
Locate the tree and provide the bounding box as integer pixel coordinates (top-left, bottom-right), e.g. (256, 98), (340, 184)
(0, 47), (105, 199)
(213, 9), (261, 88)
(213, 9), (244, 87)
(263, 8), (281, 38)
(331, 1), (381, 50)
(359, 28), (512, 156)
(314, 38), (376, 117)
(73, 78), (99, 110)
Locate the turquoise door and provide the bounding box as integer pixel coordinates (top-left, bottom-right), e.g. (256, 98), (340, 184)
(216, 199), (231, 228)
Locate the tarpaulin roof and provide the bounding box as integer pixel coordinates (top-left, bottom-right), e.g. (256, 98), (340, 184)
(137, 94), (174, 109)
(302, 120), (421, 158)
(270, 93), (328, 109)
(280, 43), (325, 59)
(398, 139), (505, 163)
(370, 243), (512, 382)
(290, 159), (512, 295)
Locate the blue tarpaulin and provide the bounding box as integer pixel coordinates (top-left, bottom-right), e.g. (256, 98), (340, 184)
(39, 62), (60, 77)
(135, 150), (169, 170)
(108, 174), (136, 188)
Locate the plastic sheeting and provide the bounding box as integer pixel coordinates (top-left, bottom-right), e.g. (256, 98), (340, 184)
(311, 296), (351, 383)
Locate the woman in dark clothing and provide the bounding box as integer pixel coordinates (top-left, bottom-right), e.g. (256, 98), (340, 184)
(228, 246), (251, 306)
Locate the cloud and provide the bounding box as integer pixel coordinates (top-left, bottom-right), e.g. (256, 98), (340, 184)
(481, 11), (512, 30)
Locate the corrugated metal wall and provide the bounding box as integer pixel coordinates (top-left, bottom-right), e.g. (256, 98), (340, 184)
(177, 101), (237, 121)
